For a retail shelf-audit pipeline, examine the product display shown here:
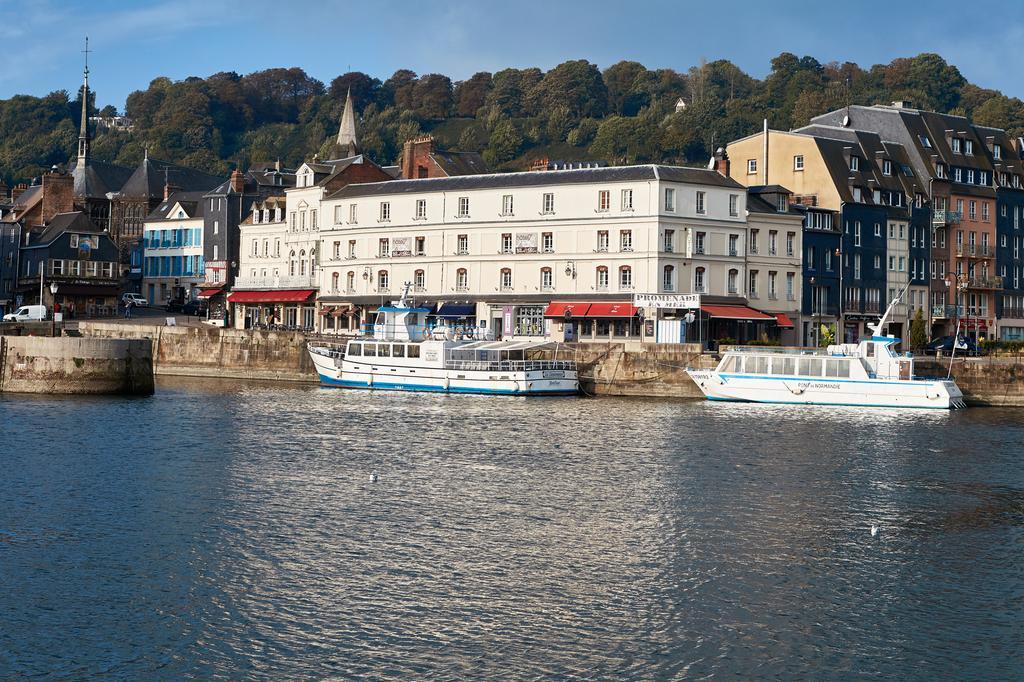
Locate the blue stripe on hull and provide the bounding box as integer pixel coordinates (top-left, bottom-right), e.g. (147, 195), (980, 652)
(317, 374), (579, 396)
(703, 396), (951, 409)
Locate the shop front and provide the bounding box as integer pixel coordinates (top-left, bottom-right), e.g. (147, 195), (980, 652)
(226, 289), (317, 330)
(320, 303), (360, 334)
(544, 301), (642, 343)
(700, 304), (776, 346)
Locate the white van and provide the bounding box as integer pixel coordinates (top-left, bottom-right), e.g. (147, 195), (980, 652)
(2, 305), (47, 322)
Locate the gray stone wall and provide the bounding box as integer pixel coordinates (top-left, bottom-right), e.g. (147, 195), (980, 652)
(0, 336), (153, 395)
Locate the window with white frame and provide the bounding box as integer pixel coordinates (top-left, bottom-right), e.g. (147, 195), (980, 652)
(696, 191), (706, 215)
(349, 204), (358, 223)
(415, 199), (427, 220)
(619, 265), (632, 290)
(501, 195), (513, 216)
(768, 271), (777, 298)
(542, 193), (555, 214)
(729, 194), (738, 216)
(597, 230), (609, 252)
(311, 209), (317, 230)
(597, 190), (610, 212)
(749, 270), (758, 297)
(728, 233), (738, 256)
(727, 268), (738, 294)
(458, 196), (470, 217)
(749, 229), (758, 254)
(332, 241), (340, 260)
(500, 268), (512, 290)
(965, 139), (974, 155)
(854, 254), (861, 279)
(541, 267), (553, 290)
(794, 155), (804, 171)
(542, 232), (554, 253)
(331, 272), (340, 293)
(378, 270), (389, 290)
(769, 230), (778, 255)
(501, 233), (513, 254)
(415, 236), (425, 256)
(663, 265), (675, 292)
(747, 159), (757, 174)
(882, 159), (892, 176)
(855, 222), (862, 246)
(850, 155), (859, 171)
(994, 143), (1002, 160)
(348, 240), (356, 258)
(952, 138), (962, 153)
(596, 266), (609, 290)
(786, 232), (795, 256)
(664, 229), (674, 253)
(456, 268), (468, 290)
(378, 238), (390, 257)
(664, 187), (675, 212)
(621, 189), (633, 210)
(457, 234), (468, 255)
(695, 266), (706, 292)
(620, 230), (632, 251)
(695, 231), (706, 255)
(414, 269), (425, 291)
(334, 205), (343, 224)
(786, 272), (795, 300)
(379, 202), (390, 222)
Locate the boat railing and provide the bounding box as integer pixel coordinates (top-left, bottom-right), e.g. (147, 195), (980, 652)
(725, 346), (827, 356)
(309, 343), (345, 359)
(446, 359), (577, 372)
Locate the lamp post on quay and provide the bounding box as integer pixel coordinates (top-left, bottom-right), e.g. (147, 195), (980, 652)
(49, 281), (58, 336)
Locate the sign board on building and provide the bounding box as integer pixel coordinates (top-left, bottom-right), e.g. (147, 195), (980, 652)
(515, 233), (538, 254)
(633, 293), (701, 309)
(392, 236), (412, 257)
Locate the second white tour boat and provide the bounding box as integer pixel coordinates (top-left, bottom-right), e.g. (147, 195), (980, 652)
(687, 288), (966, 409)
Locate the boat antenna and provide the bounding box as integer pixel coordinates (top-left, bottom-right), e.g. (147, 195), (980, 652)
(868, 278), (913, 338)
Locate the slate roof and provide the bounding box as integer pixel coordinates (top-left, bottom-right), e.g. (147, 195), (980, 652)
(327, 165), (744, 200)
(71, 159), (134, 199)
(745, 185), (803, 216)
(28, 211), (101, 247)
(430, 150), (489, 176)
(206, 167), (298, 197)
(11, 185), (41, 212)
(119, 157), (223, 199)
(145, 190), (210, 221)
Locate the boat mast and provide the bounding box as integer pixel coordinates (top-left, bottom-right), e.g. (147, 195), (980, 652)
(867, 279), (913, 338)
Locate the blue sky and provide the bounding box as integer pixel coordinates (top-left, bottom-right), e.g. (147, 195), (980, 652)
(2, 0), (1023, 109)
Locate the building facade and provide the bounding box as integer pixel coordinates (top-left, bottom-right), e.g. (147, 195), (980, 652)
(142, 190), (207, 306)
(317, 165), (789, 345)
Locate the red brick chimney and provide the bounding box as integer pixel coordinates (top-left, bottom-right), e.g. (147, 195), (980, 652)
(163, 182), (181, 200)
(401, 136), (437, 179)
(41, 171), (74, 221)
(11, 183), (28, 203)
(229, 169), (245, 193)
(713, 147), (730, 177)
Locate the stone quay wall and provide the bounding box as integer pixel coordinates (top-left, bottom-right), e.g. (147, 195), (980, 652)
(0, 336), (154, 395)
(77, 322), (318, 383)
(545, 342), (716, 398)
(916, 356), (1024, 406)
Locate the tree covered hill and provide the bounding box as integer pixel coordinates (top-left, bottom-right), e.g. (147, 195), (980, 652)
(2, 52), (1024, 185)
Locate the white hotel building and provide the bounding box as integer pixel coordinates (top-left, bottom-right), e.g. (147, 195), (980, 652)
(317, 165), (800, 343)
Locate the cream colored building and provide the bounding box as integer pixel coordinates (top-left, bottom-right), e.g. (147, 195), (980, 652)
(317, 165), (789, 344)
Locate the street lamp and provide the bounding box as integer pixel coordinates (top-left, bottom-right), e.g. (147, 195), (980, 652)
(49, 282), (58, 336)
(835, 247), (843, 342)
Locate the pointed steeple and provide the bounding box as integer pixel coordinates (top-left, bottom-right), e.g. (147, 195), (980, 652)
(336, 87), (359, 157)
(76, 36), (91, 170)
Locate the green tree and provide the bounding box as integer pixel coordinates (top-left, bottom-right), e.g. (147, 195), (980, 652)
(412, 74), (454, 119)
(526, 60), (608, 120)
(453, 72), (492, 117)
(484, 118), (523, 165)
(909, 307), (928, 351)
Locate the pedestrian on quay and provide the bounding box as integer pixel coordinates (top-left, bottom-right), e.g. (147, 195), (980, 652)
(124, 299), (133, 319)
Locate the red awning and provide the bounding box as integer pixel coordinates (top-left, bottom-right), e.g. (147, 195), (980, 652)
(319, 306), (335, 316)
(544, 301), (592, 318)
(227, 289), (315, 303)
(586, 302), (639, 318)
(196, 288), (223, 298)
(702, 304), (775, 321)
(773, 312), (795, 328)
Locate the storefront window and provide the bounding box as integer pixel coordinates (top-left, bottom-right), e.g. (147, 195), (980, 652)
(514, 306), (545, 336)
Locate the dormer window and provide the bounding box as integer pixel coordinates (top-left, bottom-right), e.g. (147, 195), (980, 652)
(872, 189), (881, 204)
(850, 156), (860, 171)
(882, 159), (892, 176)
(965, 139), (974, 155)
(920, 135), (932, 148)
(252, 206), (260, 223)
(994, 143), (1002, 160)
(954, 168), (962, 182)
(853, 187), (862, 202)
(776, 194), (788, 212)
(952, 138), (962, 154)
(936, 163), (946, 179)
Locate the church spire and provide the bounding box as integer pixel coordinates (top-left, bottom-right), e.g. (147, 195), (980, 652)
(336, 87), (359, 157)
(76, 36), (91, 169)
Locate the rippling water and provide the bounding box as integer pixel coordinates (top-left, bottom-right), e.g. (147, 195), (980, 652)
(1, 379), (1022, 679)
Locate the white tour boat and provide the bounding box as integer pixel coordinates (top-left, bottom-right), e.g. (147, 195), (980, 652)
(308, 287), (579, 396)
(687, 288), (966, 409)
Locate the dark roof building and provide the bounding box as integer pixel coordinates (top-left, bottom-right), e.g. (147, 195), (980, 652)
(398, 136), (489, 179)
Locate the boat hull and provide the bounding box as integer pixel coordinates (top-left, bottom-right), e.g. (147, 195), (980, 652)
(686, 369), (965, 409)
(309, 349), (579, 396)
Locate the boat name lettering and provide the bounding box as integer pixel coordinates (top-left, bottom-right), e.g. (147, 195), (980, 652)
(799, 382), (841, 390)
(542, 370), (565, 379)
(425, 350), (439, 362)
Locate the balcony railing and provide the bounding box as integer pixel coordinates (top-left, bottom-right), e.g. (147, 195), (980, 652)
(967, 276), (1003, 289)
(234, 275), (317, 289)
(932, 304), (962, 319)
(933, 209), (962, 225)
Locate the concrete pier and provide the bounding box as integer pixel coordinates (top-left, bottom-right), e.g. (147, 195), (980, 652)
(0, 336), (154, 395)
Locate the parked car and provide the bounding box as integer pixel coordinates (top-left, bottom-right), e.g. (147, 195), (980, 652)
(926, 335), (980, 355)
(182, 300), (208, 316)
(122, 293), (148, 307)
(2, 304), (47, 322)
(165, 300), (184, 313)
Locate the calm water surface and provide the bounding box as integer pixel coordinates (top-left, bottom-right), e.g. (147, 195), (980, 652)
(1, 379), (1022, 679)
